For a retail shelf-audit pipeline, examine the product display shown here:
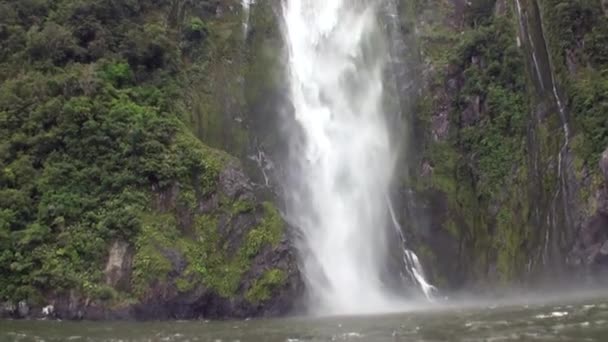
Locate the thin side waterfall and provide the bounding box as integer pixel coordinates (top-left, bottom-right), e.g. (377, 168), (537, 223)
(241, 0), (255, 35)
(281, 0), (434, 315)
(515, 0), (572, 269)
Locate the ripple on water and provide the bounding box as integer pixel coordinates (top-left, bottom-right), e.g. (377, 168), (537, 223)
(331, 332), (363, 340)
(535, 311), (568, 319)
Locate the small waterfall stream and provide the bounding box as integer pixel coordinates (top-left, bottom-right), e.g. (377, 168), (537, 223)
(281, 0), (434, 315)
(241, 0), (255, 35)
(515, 0), (573, 270)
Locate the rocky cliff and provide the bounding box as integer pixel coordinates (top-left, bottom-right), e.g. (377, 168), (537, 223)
(0, 0), (301, 320)
(395, 0), (608, 291)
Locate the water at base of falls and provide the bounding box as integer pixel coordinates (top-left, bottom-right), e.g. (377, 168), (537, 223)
(280, 0), (434, 315)
(12, 294), (608, 341)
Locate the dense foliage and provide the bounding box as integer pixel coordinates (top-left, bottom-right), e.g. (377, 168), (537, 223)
(0, 0), (264, 304)
(540, 0), (608, 167)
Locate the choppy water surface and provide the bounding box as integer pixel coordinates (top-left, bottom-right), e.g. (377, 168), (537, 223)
(3, 295), (608, 342)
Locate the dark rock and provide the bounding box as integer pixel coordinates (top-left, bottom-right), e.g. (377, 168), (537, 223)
(152, 183), (179, 213)
(219, 162), (254, 200)
(494, 0), (507, 16)
(600, 148), (608, 182)
(566, 49), (578, 74)
(432, 108), (449, 141)
(569, 212), (608, 269)
(461, 95), (481, 126)
(600, 240), (608, 256)
(200, 191), (220, 213)
(596, 188), (608, 217)
(580, 215), (608, 247)
(446, 78), (459, 93)
(0, 301), (15, 318)
(580, 215), (608, 250)
(220, 208), (258, 255)
(243, 237), (304, 317)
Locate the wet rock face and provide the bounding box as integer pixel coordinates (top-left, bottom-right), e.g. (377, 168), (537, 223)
(128, 241), (302, 321)
(14, 161), (303, 321)
(130, 162), (303, 320)
(600, 148), (608, 182)
(219, 164), (254, 199)
(569, 148), (608, 271)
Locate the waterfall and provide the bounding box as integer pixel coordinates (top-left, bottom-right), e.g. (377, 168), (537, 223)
(242, 0), (255, 35)
(515, 0), (573, 269)
(281, 0), (433, 315)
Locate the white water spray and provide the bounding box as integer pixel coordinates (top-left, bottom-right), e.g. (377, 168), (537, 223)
(281, 0), (433, 315)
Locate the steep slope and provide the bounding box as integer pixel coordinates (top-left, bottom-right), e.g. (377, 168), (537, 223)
(0, 0), (301, 319)
(398, 0), (608, 291)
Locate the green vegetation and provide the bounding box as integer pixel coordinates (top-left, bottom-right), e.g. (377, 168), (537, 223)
(410, 0), (608, 286)
(132, 201), (285, 299)
(412, 1), (533, 282)
(0, 0), (178, 302)
(246, 269), (286, 304)
(131, 214), (177, 297)
(0, 0), (287, 306)
(540, 0), (608, 167)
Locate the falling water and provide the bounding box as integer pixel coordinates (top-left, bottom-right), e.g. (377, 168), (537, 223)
(515, 0), (572, 268)
(281, 0), (433, 315)
(241, 0), (255, 35)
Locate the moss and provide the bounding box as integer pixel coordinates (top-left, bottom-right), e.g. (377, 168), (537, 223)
(177, 188), (197, 212)
(245, 269), (287, 304)
(178, 214), (217, 287)
(175, 277), (196, 293)
(425, 142), (460, 196)
(171, 129), (233, 194)
(91, 285), (118, 301)
(444, 219), (460, 238)
(118, 191), (285, 301)
(494, 208), (517, 282)
(231, 198), (256, 215)
(408, 2), (542, 285)
(419, 25), (460, 67)
(204, 201), (284, 298)
(243, 202), (284, 257)
(569, 69), (608, 168)
(184, 5), (250, 157)
(177, 202), (285, 299)
(178, 212), (245, 298)
(131, 214), (178, 297)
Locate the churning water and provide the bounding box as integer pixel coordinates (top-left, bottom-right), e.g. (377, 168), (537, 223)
(4, 295), (608, 341)
(280, 0), (433, 315)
